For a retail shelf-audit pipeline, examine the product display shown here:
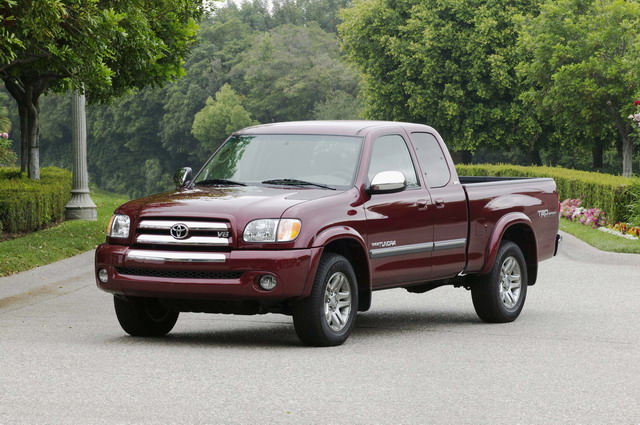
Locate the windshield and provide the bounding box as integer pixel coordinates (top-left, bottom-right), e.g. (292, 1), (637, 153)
(194, 134), (363, 189)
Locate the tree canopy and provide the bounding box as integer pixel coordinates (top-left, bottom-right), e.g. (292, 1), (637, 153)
(192, 84), (257, 156)
(517, 0), (640, 177)
(231, 23), (359, 123)
(0, 0), (206, 179)
(339, 0), (540, 153)
(8, 0), (362, 197)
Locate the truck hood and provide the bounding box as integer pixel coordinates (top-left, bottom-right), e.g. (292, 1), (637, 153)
(117, 185), (340, 221)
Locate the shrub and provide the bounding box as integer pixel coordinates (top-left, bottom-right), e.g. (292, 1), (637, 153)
(0, 167), (72, 234)
(456, 164), (637, 223)
(0, 138), (17, 167)
(627, 183), (640, 226)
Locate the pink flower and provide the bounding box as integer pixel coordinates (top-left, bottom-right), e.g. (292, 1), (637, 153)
(0, 133), (8, 139)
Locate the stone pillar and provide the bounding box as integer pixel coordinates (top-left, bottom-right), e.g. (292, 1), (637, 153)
(65, 91), (97, 220)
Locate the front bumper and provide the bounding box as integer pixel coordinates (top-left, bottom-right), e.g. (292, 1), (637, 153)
(95, 244), (321, 300)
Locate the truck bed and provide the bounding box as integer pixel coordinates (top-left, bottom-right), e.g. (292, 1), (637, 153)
(460, 176), (559, 276)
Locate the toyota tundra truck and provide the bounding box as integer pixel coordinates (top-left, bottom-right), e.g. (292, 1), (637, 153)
(95, 121), (561, 346)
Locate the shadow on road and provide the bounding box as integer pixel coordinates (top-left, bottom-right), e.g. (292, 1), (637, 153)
(103, 308), (483, 348)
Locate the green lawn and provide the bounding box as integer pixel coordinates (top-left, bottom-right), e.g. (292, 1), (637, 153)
(560, 219), (640, 254)
(0, 188), (128, 277)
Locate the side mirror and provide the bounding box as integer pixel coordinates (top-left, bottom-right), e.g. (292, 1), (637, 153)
(368, 171), (407, 194)
(174, 167), (192, 188)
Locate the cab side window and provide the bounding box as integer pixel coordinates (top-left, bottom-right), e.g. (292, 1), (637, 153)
(368, 134), (419, 188)
(411, 132), (451, 188)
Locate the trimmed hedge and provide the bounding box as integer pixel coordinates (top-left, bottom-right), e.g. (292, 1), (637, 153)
(456, 164), (640, 224)
(0, 167), (72, 234)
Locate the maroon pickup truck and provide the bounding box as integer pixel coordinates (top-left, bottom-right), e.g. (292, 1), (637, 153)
(95, 121), (560, 346)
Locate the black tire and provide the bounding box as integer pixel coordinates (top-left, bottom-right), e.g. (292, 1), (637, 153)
(471, 241), (528, 323)
(292, 253), (358, 347)
(113, 295), (179, 337)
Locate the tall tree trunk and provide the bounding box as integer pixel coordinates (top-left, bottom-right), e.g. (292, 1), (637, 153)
(607, 99), (634, 177)
(3, 77), (44, 180)
(526, 147), (542, 166)
(621, 133), (633, 177)
(26, 86), (39, 180)
(592, 139), (604, 170)
(18, 104), (27, 173)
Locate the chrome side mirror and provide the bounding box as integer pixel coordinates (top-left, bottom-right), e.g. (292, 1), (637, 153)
(174, 167), (192, 188)
(368, 171), (407, 194)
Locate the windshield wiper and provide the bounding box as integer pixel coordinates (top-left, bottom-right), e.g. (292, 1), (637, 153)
(261, 178), (336, 190)
(195, 179), (246, 186)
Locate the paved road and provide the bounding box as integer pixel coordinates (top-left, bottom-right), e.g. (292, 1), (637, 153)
(1, 232), (639, 425)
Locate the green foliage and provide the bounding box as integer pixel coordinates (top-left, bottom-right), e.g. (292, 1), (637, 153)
(456, 164), (638, 223)
(339, 0), (539, 152)
(313, 91), (362, 120)
(271, 0), (353, 32)
(231, 23), (360, 123)
(627, 183), (640, 226)
(192, 84), (257, 155)
(3, 1), (361, 196)
(0, 0), (21, 65)
(0, 89), (9, 132)
(0, 138), (16, 166)
(517, 0), (640, 176)
(0, 0), (207, 180)
(0, 167), (71, 234)
(1, 0), (206, 99)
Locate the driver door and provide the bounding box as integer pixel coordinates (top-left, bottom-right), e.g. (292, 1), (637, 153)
(364, 133), (434, 288)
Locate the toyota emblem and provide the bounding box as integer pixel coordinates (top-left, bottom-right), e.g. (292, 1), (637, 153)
(170, 223), (189, 239)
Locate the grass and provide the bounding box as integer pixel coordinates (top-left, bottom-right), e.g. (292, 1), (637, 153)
(0, 188), (128, 277)
(560, 219), (640, 254)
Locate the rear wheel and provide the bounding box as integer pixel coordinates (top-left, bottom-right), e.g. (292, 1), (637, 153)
(114, 295), (179, 337)
(471, 241), (527, 323)
(292, 253), (358, 346)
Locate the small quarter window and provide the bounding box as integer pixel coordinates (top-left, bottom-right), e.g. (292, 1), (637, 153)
(411, 132), (451, 188)
(368, 135), (419, 188)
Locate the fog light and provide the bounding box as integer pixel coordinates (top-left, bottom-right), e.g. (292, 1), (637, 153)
(259, 275), (277, 291)
(98, 268), (109, 283)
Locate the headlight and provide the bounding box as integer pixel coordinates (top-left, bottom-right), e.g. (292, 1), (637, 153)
(107, 214), (130, 238)
(243, 219), (301, 243)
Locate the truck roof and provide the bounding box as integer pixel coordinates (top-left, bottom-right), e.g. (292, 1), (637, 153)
(235, 120), (436, 137)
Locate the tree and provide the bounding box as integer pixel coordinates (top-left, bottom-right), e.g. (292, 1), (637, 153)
(517, 0), (640, 176)
(0, 0), (205, 179)
(192, 84), (257, 155)
(271, 0), (353, 32)
(339, 0), (540, 156)
(313, 90), (362, 119)
(160, 13), (255, 165)
(231, 23), (359, 123)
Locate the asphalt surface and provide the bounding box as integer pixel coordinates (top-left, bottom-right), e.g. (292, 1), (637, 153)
(0, 232), (639, 425)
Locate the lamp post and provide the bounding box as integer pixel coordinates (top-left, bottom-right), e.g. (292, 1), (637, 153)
(65, 91), (97, 220)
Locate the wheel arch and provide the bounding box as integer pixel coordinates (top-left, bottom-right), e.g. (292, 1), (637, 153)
(480, 213), (538, 285)
(310, 228), (372, 311)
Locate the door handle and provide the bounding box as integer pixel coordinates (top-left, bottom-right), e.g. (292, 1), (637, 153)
(435, 199), (445, 209)
(417, 199), (429, 211)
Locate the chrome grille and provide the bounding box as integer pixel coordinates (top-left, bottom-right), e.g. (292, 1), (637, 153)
(135, 218), (231, 247)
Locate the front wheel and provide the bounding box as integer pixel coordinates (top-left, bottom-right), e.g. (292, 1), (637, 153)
(471, 241), (528, 323)
(113, 295), (179, 337)
(292, 253), (358, 346)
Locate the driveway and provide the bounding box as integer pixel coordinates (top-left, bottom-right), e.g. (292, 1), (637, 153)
(0, 232), (638, 424)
